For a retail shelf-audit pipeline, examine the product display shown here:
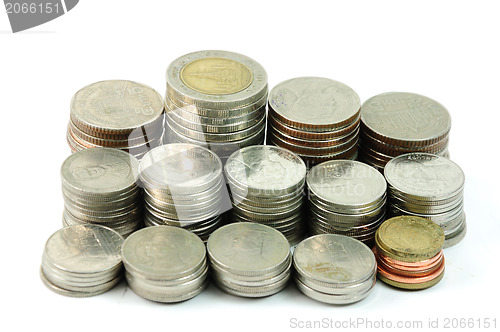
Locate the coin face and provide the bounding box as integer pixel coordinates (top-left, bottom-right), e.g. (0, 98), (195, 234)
(61, 148), (139, 194)
(180, 57), (253, 95)
(43, 224), (123, 273)
(293, 234), (375, 284)
(307, 160), (386, 208)
(71, 80), (165, 131)
(122, 226), (206, 278)
(361, 92), (451, 142)
(384, 153), (464, 199)
(269, 77), (360, 128)
(224, 145), (306, 191)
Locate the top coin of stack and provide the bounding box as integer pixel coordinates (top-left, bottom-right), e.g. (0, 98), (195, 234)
(165, 50), (268, 163)
(359, 92), (451, 170)
(68, 80), (165, 160)
(267, 77), (361, 167)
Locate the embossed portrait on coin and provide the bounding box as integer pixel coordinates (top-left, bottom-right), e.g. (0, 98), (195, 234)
(229, 230), (274, 263)
(137, 232), (187, 268)
(278, 84), (337, 120)
(396, 159), (456, 191)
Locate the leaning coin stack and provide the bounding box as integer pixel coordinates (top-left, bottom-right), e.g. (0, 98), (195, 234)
(61, 148), (143, 238)
(122, 226), (208, 302)
(359, 92), (451, 171)
(68, 80), (165, 160)
(165, 50), (268, 163)
(207, 222), (292, 297)
(384, 153), (466, 248)
(306, 160), (387, 246)
(267, 77), (361, 167)
(139, 143), (229, 241)
(224, 145), (307, 245)
(374, 216), (446, 290)
(293, 234), (377, 304)
(40, 224), (124, 297)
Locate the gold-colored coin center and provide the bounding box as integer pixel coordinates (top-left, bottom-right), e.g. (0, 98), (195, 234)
(180, 57), (253, 95)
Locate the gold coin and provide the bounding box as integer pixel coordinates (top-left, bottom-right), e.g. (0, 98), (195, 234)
(180, 57), (253, 95)
(376, 215), (444, 262)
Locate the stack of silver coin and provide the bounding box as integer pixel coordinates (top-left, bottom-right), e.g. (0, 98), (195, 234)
(61, 148), (143, 238)
(306, 160), (387, 246)
(267, 77), (360, 167)
(359, 92), (451, 171)
(40, 224), (124, 297)
(164, 50), (268, 163)
(293, 234), (377, 304)
(139, 143), (229, 241)
(224, 145), (307, 245)
(384, 153), (466, 248)
(207, 222), (292, 297)
(122, 226), (208, 303)
(68, 80), (165, 160)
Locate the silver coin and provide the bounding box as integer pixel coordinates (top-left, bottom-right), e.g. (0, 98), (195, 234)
(443, 217), (467, 248)
(213, 270), (291, 298)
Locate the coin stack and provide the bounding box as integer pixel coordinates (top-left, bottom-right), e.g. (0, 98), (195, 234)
(122, 226), (208, 302)
(40, 224), (124, 297)
(68, 80), (165, 160)
(224, 145), (307, 245)
(61, 148), (143, 238)
(207, 222), (292, 298)
(293, 234), (377, 304)
(267, 77), (361, 167)
(384, 153), (466, 248)
(374, 216), (446, 290)
(139, 143), (229, 241)
(359, 92), (451, 171)
(306, 160), (387, 246)
(165, 50), (268, 163)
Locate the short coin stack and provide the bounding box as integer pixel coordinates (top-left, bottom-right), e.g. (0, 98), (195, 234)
(139, 143), (229, 241)
(61, 148), (143, 238)
(359, 92), (451, 170)
(122, 226), (208, 302)
(165, 50), (268, 163)
(306, 160), (387, 246)
(384, 153), (466, 248)
(374, 216), (446, 290)
(224, 145), (307, 245)
(267, 77), (361, 167)
(40, 224), (124, 297)
(207, 222), (292, 298)
(293, 234), (377, 304)
(68, 80), (165, 160)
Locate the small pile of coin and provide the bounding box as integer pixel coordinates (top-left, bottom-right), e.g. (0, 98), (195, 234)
(122, 226), (208, 302)
(67, 80), (165, 160)
(61, 148), (143, 238)
(374, 216), (446, 290)
(384, 153), (466, 248)
(224, 145), (307, 245)
(359, 92), (451, 170)
(306, 160), (386, 246)
(165, 50), (268, 163)
(40, 224), (124, 297)
(207, 222), (292, 298)
(293, 234), (376, 304)
(267, 77), (360, 167)
(139, 143), (229, 241)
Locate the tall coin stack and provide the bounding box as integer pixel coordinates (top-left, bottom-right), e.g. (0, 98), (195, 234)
(207, 222), (292, 298)
(293, 234), (377, 304)
(61, 148), (143, 238)
(122, 226), (208, 302)
(139, 143), (229, 241)
(224, 145), (307, 245)
(359, 92), (451, 171)
(165, 50), (268, 163)
(68, 80), (165, 160)
(384, 153), (466, 248)
(267, 77), (361, 167)
(306, 160), (387, 246)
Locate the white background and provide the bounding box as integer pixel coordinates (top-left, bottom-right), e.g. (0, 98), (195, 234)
(1, 1), (499, 331)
